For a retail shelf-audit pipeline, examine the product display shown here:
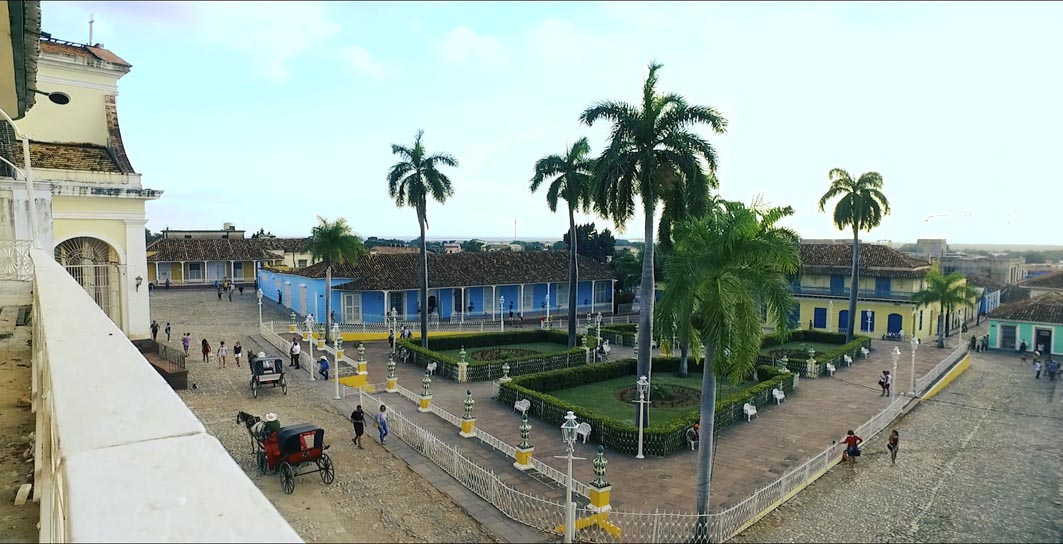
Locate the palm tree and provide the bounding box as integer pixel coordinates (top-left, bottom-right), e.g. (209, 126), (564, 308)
(581, 62), (727, 389)
(530, 137), (595, 348)
(912, 270), (977, 348)
(656, 201), (799, 536)
(817, 169), (891, 342)
(387, 130), (458, 347)
(307, 216), (367, 339)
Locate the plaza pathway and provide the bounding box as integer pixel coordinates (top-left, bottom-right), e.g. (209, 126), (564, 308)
(733, 348), (1063, 543)
(356, 329), (979, 513)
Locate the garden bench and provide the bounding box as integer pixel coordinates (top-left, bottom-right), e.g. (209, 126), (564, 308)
(685, 427), (699, 450)
(825, 362), (837, 376)
(576, 422), (592, 444)
(860, 346), (870, 359)
(513, 399), (531, 416)
(843, 354), (853, 367)
(426, 361), (437, 376)
(742, 402), (758, 422)
(772, 388), (786, 404)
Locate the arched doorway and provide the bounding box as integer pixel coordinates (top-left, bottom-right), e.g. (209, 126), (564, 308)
(887, 313), (903, 335)
(54, 237), (122, 325)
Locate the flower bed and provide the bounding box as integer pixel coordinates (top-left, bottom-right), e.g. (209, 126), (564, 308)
(397, 329), (588, 382)
(497, 357), (798, 456)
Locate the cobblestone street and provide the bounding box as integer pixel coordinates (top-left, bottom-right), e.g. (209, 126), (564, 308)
(149, 289), (496, 543)
(735, 349), (1063, 543)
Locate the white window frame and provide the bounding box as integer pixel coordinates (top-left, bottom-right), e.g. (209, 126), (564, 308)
(343, 293), (362, 323)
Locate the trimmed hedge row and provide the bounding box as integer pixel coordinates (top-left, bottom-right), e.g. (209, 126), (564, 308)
(759, 330), (872, 377)
(497, 357), (798, 456)
(398, 329), (588, 382)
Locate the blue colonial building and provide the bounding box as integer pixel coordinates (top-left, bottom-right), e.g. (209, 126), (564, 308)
(257, 251), (616, 324)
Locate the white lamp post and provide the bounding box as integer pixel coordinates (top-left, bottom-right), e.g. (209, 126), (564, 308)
(332, 323), (341, 400)
(546, 283), (551, 324)
(891, 346), (901, 401)
(306, 314), (315, 381)
(634, 375), (651, 459)
(596, 312), (603, 343)
(556, 411), (584, 544)
(500, 296), (505, 332)
(256, 288), (263, 328)
(910, 336), (919, 396)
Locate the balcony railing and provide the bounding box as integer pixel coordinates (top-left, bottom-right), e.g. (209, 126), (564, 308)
(790, 285), (915, 301)
(27, 249), (300, 542)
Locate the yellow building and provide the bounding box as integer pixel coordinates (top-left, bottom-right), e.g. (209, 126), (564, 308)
(777, 243), (974, 341)
(1, 32), (159, 338)
(145, 232), (316, 285)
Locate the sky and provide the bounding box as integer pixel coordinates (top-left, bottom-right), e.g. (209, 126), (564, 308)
(40, 2), (1063, 244)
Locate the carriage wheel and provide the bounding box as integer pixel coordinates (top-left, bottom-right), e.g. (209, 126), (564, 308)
(256, 450), (267, 475)
(281, 376), (288, 395)
(281, 462), (295, 494)
(251, 379), (259, 398)
(317, 454), (335, 485)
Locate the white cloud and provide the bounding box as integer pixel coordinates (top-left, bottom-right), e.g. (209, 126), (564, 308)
(342, 45), (385, 78)
(438, 26), (506, 64)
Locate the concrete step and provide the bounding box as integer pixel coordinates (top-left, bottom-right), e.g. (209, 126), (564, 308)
(0, 305), (18, 338)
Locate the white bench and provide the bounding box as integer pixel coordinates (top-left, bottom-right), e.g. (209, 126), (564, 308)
(576, 422), (592, 444)
(685, 427), (699, 450)
(426, 361), (438, 376)
(843, 354), (853, 367)
(772, 388), (786, 404)
(513, 399), (530, 416)
(860, 346), (870, 359)
(825, 362), (837, 376)
(743, 402), (758, 422)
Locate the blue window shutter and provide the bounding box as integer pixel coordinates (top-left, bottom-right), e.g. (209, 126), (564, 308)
(839, 310), (850, 331)
(830, 275), (845, 294)
(813, 307), (827, 328)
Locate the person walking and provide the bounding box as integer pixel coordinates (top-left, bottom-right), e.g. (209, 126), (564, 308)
(376, 404), (389, 445)
(238, 285), (245, 295)
(289, 338), (301, 369)
(878, 370), (891, 396)
(217, 285), (223, 301)
(841, 430), (863, 464)
(227, 287), (233, 302)
(1047, 358), (1060, 381)
(387, 329), (395, 350)
(181, 332), (191, 355)
(150, 320), (159, 342)
(233, 341), (243, 367)
(350, 405), (366, 449)
(318, 356), (330, 381)
(164, 322), (172, 342)
(1034, 359), (1042, 380)
(201, 338), (211, 363)
(217, 341), (229, 369)
(886, 430), (900, 465)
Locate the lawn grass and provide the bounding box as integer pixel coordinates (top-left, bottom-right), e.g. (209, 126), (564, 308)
(550, 374), (754, 425)
(437, 342), (570, 361)
(759, 341), (840, 356)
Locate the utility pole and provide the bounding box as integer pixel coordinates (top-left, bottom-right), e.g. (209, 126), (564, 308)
(88, 14), (95, 44)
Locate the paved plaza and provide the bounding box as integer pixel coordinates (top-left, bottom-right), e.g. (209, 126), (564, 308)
(151, 288), (1001, 540)
(734, 349), (1063, 543)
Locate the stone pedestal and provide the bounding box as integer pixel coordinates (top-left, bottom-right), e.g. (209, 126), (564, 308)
(513, 446), (534, 471)
(457, 362), (468, 383)
(386, 377), (398, 392)
(459, 418), (477, 438)
(587, 485), (612, 513)
(418, 395), (432, 412)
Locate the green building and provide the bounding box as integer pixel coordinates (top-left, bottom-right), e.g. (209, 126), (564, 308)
(987, 293), (1063, 355)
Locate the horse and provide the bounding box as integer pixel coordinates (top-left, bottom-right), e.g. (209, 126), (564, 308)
(236, 411), (265, 455)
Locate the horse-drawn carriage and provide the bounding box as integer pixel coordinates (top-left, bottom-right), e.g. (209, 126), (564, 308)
(238, 412), (335, 494)
(250, 353), (287, 398)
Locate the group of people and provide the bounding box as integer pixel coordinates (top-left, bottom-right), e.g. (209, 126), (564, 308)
(287, 336), (333, 380)
(877, 369), (893, 396)
(349, 404), (389, 448)
(215, 280), (245, 302)
(840, 429), (901, 466)
(387, 326), (413, 348)
(191, 336), (244, 369)
(150, 320), (172, 343)
(970, 334), (990, 352)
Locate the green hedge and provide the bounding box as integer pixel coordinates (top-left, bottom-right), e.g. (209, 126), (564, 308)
(397, 329), (588, 382)
(497, 357), (797, 456)
(759, 331), (871, 377)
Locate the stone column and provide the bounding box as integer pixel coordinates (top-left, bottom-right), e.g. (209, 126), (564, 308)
(459, 389), (477, 438)
(587, 446), (612, 513)
(513, 413), (534, 471)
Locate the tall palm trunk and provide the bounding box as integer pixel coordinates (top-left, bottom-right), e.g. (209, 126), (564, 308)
(678, 340), (689, 377)
(567, 204), (578, 348)
(325, 265), (332, 342)
(636, 200), (655, 424)
(418, 209), (429, 348)
(846, 228), (860, 342)
(693, 339), (717, 541)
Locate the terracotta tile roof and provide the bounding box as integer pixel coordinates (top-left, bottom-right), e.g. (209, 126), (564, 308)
(988, 292), (1063, 324)
(256, 238), (310, 252)
(1021, 271), (1063, 289)
(965, 274), (1005, 292)
(800, 243), (931, 278)
(147, 238), (279, 262)
(369, 246), (419, 255)
(11, 141), (122, 172)
(40, 39), (130, 67)
(291, 251), (614, 290)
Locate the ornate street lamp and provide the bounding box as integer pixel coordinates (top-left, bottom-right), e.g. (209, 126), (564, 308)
(634, 375), (651, 459)
(557, 411), (584, 544)
(256, 288), (263, 328)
